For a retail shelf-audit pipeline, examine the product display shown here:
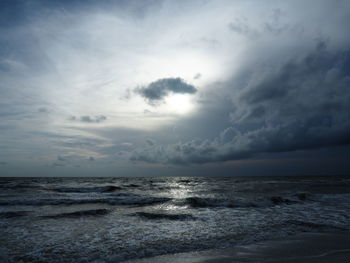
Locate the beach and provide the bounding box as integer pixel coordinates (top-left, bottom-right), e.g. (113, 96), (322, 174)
(126, 231), (350, 263)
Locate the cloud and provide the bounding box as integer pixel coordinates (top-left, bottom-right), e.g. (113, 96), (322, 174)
(231, 41), (350, 125)
(70, 115), (107, 123)
(146, 139), (155, 146)
(134, 78), (197, 105)
(57, 155), (66, 162)
(131, 43), (350, 164)
(228, 8), (294, 40)
(193, 73), (202, 79)
(131, 122), (350, 165)
(228, 19), (260, 40)
(121, 142), (133, 147)
(52, 162), (65, 167)
(1, 0), (350, 175)
(38, 107), (49, 113)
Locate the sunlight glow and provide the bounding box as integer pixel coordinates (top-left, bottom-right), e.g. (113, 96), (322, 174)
(136, 51), (221, 86)
(164, 94), (195, 114)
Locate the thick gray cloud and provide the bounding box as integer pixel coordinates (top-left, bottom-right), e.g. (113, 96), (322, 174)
(134, 78), (197, 105)
(232, 42), (350, 126)
(131, 42), (350, 164)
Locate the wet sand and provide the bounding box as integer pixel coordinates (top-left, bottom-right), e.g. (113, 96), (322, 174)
(125, 231), (350, 263)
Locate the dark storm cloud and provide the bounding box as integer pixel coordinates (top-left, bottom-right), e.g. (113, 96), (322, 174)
(70, 115), (107, 123)
(134, 78), (197, 105)
(232, 41), (350, 124)
(131, 43), (350, 164)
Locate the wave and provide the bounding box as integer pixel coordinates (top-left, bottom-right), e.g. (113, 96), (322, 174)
(50, 185), (121, 193)
(133, 212), (195, 220)
(282, 220), (348, 231)
(0, 183), (41, 190)
(0, 198), (104, 206)
(123, 184), (141, 188)
(177, 179), (191, 184)
(0, 211), (30, 218)
(42, 209), (110, 219)
(0, 193), (307, 208)
(107, 197), (171, 206)
(269, 192), (311, 204)
(185, 197), (261, 208)
(270, 196), (298, 205)
(0, 196), (171, 207)
(184, 193), (309, 208)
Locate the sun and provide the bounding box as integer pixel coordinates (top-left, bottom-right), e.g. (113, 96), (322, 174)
(164, 94), (195, 114)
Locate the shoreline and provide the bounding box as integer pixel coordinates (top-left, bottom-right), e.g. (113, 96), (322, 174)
(124, 231), (350, 263)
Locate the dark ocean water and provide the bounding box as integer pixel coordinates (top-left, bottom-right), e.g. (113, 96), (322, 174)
(0, 176), (349, 262)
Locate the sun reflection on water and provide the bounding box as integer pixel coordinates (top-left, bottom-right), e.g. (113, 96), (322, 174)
(159, 180), (194, 211)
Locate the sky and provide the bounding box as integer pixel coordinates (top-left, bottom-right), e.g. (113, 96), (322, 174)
(0, 0), (350, 177)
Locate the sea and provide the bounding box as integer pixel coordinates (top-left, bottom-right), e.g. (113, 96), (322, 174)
(0, 176), (349, 262)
